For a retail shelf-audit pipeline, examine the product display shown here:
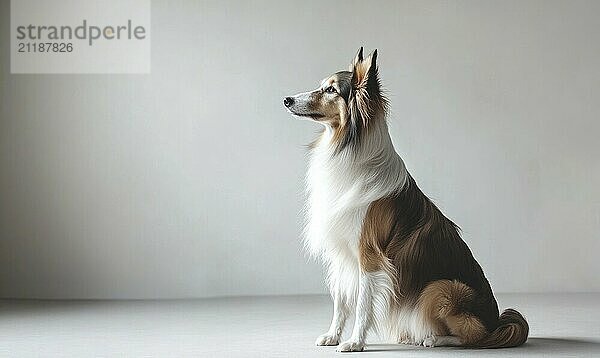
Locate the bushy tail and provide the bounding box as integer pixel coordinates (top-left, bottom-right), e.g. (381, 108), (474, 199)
(475, 308), (529, 348)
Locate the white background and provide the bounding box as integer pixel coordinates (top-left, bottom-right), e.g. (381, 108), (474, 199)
(1, 0), (599, 299)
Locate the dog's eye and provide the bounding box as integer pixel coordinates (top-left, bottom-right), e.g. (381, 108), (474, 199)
(324, 86), (337, 94)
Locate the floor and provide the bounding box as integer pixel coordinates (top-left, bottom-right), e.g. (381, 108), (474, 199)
(1, 294), (599, 357)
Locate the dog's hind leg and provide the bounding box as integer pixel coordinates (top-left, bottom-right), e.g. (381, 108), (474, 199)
(418, 280), (488, 348)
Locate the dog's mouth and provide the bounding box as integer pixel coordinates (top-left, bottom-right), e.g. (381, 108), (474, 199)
(287, 109), (325, 119)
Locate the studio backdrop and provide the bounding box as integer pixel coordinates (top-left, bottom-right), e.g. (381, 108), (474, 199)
(1, 0), (599, 299)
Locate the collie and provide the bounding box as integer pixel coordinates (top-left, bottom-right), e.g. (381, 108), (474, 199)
(284, 47), (528, 352)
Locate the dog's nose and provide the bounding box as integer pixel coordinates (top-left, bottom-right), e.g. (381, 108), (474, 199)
(283, 97), (294, 108)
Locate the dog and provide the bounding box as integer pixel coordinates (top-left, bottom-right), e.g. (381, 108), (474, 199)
(284, 47), (528, 352)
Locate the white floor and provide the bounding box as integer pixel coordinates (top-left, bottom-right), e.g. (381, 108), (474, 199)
(1, 294), (599, 357)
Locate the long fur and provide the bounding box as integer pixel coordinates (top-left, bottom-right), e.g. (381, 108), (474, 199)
(286, 47), (529, 351)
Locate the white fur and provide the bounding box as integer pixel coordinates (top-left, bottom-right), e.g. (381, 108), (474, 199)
(305, 118), (421, 349)
(385, 305), (437, 345)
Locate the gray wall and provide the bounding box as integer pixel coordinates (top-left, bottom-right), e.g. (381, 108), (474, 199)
(1, 0), (599, 299)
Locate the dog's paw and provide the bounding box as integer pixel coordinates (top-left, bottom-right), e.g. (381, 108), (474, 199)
(399, 332), (410, 344)
(315, 333), (339, 346)
(400, 339), (420, 346)
(336, 340), (365, 352)
(422, 337), (436, 348)
(399, 333), (420, 345)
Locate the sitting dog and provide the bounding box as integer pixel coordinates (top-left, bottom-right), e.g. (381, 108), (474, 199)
(284, 47), (528, 352)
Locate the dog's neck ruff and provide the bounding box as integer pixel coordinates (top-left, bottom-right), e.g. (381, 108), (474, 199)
(304, 117), (408, 257)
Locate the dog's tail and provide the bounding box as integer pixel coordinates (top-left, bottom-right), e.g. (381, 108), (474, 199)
(474, 308), (529, 348)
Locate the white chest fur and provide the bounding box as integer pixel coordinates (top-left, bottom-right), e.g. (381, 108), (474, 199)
(305, 146), (369, 304)
(305, 150), (368, 256)
(305, 125), (407, 253)
(304, 124), (408, 303)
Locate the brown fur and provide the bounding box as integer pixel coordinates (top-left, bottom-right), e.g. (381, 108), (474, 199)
(358, 174), (529, 348)
(418, 280), (487, 345)
(475, 309), (529, 348)
(359, 198), (396, 273)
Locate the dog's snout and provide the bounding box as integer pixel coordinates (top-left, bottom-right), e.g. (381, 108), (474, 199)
(283, 97), (294, 108)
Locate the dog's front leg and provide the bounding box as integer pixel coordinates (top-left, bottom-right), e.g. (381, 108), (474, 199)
(316, 284), (348, 346)
(336, 271), (374, 352)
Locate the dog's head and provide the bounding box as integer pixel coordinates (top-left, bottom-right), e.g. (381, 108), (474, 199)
(284, 47), (387, 150)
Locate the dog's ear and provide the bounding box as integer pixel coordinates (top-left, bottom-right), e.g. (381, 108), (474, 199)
(351, 49), (379, 92)
(349, 47), (364, 71)
(365, 49), (379, 94)
(349, 49), (384, 129)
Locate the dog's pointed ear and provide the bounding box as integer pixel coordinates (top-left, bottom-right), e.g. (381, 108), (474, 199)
(348, 49), (386, 130)
(363, 49), (378, 76)
(368, 49), (377, 74)
(349, 47), (364, 71)
(365, 49), (381, 96)
(352, 48), (378, 89)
